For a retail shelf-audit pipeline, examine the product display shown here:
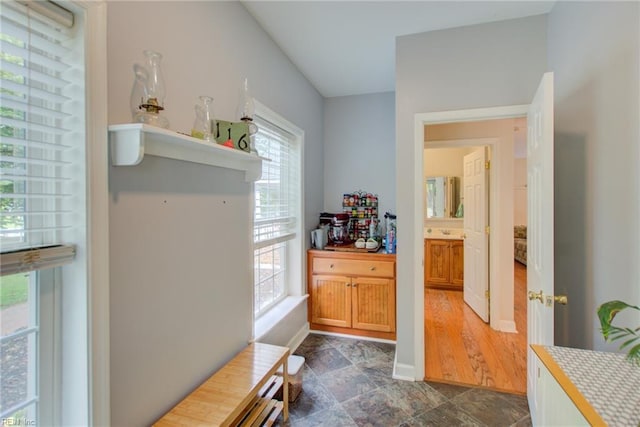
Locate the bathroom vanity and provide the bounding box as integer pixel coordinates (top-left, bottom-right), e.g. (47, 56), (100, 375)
(424, 229), (464, 290)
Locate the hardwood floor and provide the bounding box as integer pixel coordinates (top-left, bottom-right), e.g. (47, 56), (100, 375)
(424, 261), (527, 395)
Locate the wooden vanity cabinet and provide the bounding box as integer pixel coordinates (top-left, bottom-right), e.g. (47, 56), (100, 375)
(424, 239), (464, 289)
(308, 250), (396, 340)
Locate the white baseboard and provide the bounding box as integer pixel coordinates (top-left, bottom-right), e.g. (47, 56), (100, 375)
(499, 319), (518, 333)
(287, 322), (310, 352)
(308, 329), (396, 345)
(392, 353), (416, 381)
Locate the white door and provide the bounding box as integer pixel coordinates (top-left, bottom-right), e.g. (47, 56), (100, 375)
(463, 147), (489, 322)
(527, 72), (555, 424)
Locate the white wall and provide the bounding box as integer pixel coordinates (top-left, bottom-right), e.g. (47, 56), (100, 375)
(548, 1), (640, 350)
(107, 2), (323, 425)
(424, 146), (473, 178)
(107, 1), (324, 249)
(323, 92), (396, 218)
(396, 15), (547, 378)
(514, 158), (527, 226)
(109, 161), (252, 426)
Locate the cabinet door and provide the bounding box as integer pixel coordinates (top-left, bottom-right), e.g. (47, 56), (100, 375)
(424, 239), (429, 285)
(450, 240), (464, 286)
(425, 240), (451, 285)
(311, 275), (351, 328)
(534, 356), (589, 426)
(351, 277), (395, 332)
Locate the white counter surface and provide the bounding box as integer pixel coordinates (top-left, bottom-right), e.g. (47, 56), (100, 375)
(423, 228), (464, 240)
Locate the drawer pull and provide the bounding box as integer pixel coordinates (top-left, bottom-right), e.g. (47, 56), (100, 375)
(370, 266), (376, 271)
(330, 264), (334, 269)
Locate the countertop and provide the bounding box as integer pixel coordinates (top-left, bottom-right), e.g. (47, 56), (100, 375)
(424, 228), (464, 240)
(532, 345), (640, 426)
(308, 248), (396, 261)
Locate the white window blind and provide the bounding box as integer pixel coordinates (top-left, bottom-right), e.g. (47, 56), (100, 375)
(253, 117), (299, 249)
(1, 0), (77, 268)
(253, 111), (301, 317)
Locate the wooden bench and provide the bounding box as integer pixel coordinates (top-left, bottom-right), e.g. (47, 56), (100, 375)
(153, 342), (290, 426)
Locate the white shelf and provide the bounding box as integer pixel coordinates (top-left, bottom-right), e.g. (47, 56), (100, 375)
(108, 123), (263, 182)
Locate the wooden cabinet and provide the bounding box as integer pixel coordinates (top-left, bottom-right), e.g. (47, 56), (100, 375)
(308, 250), (396, 340)
(424, 239), (464, 289)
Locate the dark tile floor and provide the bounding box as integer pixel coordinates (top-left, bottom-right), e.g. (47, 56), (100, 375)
(282, 333), (532, 427)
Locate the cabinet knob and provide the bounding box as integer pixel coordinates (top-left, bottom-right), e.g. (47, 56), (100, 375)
(352, 283), (357, 288)
(346, 283), (351, 287)
(370, 266), (376, 271)
(330, 264), (334, 269)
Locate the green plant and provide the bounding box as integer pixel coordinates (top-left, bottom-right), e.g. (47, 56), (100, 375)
(597, 300), (640, 366)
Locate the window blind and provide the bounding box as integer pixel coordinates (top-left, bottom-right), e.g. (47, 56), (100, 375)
(253, 116), (299, 249)
(0, 1), (77, 269)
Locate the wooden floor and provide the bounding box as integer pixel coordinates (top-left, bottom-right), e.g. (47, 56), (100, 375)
(424, 261), (527, 395)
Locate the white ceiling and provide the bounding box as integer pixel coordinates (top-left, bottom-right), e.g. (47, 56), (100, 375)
(242, 1), (555, 98)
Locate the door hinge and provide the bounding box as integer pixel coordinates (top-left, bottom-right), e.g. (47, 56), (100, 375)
(485, 290), (490, 299)
(485, 226), (490, 235)
(485, 161), (490, 170)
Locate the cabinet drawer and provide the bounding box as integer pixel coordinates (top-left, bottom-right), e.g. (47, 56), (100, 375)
(313, 258), (394, 278)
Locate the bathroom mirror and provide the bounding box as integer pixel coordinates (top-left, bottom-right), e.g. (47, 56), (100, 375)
(426, 176), (462, 218)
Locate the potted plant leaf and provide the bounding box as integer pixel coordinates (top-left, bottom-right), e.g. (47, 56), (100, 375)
(597, 300), (640, 366)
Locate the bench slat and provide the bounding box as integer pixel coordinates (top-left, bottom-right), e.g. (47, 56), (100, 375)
(153, 343), (289, 427)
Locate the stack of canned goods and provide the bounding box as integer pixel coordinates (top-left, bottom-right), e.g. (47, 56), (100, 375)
(342, 191), (379, 242)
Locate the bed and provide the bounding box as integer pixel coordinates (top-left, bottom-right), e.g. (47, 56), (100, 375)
(514, 225), (527, 265)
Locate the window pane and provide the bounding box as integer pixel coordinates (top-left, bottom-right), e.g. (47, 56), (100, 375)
(257, 277), (274, 313)
(4, 404), (36, 426)
(0, 273), (31, 334)
(0, 333), (36, 414)
(1, 272), (36, 417)
(254, 242), (286, 315)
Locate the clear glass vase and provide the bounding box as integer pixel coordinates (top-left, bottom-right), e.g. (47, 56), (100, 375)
(191, 96), (214, 142)
(129, 63), (147, 121)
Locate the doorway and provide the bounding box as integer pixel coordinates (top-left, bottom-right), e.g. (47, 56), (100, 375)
(423, 144), (490, 321)
(416, 109), (529, 393)
(424, 260), (528, 393)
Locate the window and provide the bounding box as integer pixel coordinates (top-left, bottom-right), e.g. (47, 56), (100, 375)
(253, 105), (303, 318)
(0, 270), (57, 426)
(1, 1), (86, 424)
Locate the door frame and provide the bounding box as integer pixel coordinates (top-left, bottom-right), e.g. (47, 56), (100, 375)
(413, 105), (528, 380)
